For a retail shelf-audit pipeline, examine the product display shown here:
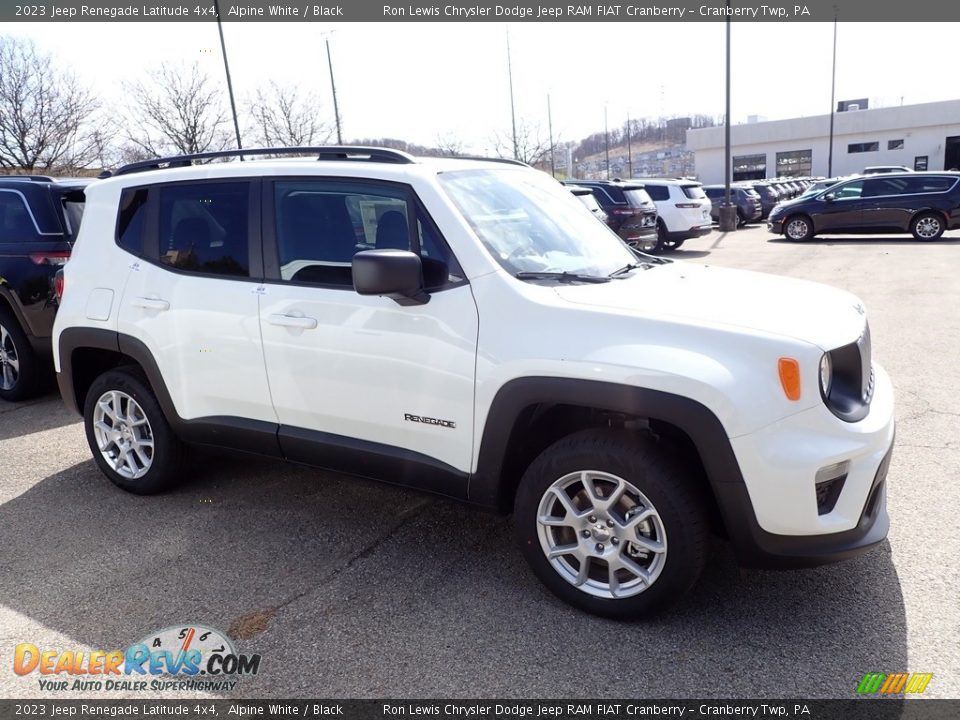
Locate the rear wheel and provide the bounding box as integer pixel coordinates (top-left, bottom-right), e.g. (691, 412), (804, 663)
(784, 215), (814, 242)
(83, 369), (184, 494)
(911, 212), (944, 241)
(0, 307), (41, 402)
(514, 429), (708, 619)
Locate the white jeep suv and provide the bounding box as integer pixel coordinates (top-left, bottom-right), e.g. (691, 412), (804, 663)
(53, 147), (895, 618)
(631, 177), (713, 251)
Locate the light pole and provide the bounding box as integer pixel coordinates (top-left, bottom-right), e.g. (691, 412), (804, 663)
(626, 111), (633, 178)
(507, 28), (518, 160)
(718, 1), (738, 231)
(547, 93), (555, 177)
(604, 105), (610, 180)
(325, 35), (343, 144)
(213, 0), (242, 152)
(827, 12), (838, 176)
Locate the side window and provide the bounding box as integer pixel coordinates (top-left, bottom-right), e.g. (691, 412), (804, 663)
(644, 185), (670, 201)
(862, 178), (907, 198)
(116, 188), (149, 255)
(273, 181), (461, 290)
(0, 191), (39, 242)
(905, 176), (953, 193)
(831, 181), (864, 200)
(157, 182), (250, 277)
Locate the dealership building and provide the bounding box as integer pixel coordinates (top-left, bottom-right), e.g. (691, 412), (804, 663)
(686, 99), (960, 184)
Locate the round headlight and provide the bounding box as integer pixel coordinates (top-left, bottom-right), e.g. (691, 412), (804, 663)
(819, 353), (833, 397)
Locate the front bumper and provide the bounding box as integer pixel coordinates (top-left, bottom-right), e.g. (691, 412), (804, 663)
(717, 362), (895, 568)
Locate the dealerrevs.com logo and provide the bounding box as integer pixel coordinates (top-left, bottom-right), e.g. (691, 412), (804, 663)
(13, 624), (261, 693)
(856, 672), (933, 695)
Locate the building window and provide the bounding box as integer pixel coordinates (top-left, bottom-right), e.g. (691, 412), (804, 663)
(888, 139), (904, 150)
(914, 156), (928, 171)
(775, 149), (812, 176)
(848, 142), (879, 153)
(732, 153), (766, 181)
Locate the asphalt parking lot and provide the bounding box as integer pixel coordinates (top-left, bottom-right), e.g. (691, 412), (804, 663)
(1, 224), (958, 700)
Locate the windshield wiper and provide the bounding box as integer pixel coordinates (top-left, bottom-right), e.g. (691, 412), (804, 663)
(608, 262), (652, 277)
(514, 271), (610, 284)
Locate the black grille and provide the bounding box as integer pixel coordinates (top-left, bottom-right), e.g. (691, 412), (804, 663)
(816, 474), (847, 515)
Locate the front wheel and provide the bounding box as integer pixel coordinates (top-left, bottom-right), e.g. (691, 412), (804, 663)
(83, 368), (184, 494)
(911, 212), (944, 241)
(784, 215), (814, 242)
(514, 430), (708, 619)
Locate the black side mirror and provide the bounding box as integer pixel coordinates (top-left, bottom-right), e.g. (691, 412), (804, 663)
(352, 250), (429, 306)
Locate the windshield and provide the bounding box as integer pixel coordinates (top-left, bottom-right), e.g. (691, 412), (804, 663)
(437, 168), (635, 276)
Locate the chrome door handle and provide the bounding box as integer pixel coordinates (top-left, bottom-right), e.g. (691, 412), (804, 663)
(131, 297), (170, 311)
(268, 314), (318, 330)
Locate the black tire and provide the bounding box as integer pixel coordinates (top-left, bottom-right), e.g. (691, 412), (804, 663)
(783, 214), (814, 242)
(652, 220), (668, 253)
(737, 209), (746, 227)
(514, 429), (708, 619)
(910, 212), (945, 241)
(0, 306), (42, 402)
(83, 368), (185, 495)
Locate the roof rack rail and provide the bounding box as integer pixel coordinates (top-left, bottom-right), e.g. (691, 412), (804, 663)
(451, 155), (530, 168)
(105, 146), (417, 178)
(0, 175), (56, 182)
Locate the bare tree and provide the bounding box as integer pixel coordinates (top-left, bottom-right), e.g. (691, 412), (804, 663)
(435, 133), (465, 157)
(124, 62), (230, 157)
(492, 120), (552, 166)
(246, 81), (332, 148)
(0, 36), (99, 171)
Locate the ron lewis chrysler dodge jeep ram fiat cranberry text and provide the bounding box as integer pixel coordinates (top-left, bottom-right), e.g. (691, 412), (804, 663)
(53, 147), (895, 618)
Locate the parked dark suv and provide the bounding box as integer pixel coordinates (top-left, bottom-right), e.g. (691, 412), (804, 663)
(703, 185), (763, 225)
(0, 176), (88, 401)
(741, 181), (780, 219)
(768, 172), (960, 241)
(563, 179), (658, 252)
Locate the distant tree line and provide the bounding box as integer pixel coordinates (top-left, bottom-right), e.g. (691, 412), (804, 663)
(574, 115), (720, 160)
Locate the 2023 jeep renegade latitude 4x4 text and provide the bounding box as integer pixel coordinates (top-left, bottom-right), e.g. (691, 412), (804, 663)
(53, 147), (895, 618)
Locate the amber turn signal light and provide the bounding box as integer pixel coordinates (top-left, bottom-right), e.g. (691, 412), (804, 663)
(778, 358), (802, 401)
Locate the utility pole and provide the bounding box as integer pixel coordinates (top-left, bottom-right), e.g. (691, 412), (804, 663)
(604, 105), (610, 180)
(326, 36), (342, 144)
(547, 93), (555, 177)
(718, 0), (738, 231)
(626, 111), (633, 178)
(213, 0), (242, 152)
(507, 28), (518, 160)
(827, 12), (838, 177)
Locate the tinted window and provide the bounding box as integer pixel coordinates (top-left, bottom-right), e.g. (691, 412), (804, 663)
(888, 139), (904, 150)
(157, 182), (249, 277)
(116, 188), (149, 255)
(862, 177), (910, 197)
(682, 185), (707, 199)
(848, 142), (879, 153)
(591, 186), (624, 204)
(0, 191), (39, 242)
(904, 176), (955, 193)
(273, 181), (461, 289)
(643, 185), (670, 201)
(623, 189), (654, 206)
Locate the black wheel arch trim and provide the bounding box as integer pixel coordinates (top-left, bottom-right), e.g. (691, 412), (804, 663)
(470, 376), (889, 568)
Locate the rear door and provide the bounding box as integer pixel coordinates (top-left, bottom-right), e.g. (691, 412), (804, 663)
(116, 179), (276, 432)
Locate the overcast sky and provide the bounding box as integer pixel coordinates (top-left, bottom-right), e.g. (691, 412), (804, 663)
(13, 21), (960, 153)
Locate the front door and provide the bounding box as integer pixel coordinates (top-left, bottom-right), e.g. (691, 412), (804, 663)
(257, 178), (478, 495)
(815, 179), (866, 233)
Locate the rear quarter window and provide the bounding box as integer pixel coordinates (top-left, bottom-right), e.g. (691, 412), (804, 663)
(0, 191), (40, 242)
(116, 188), (149, 256)
(643, 185), (670, 202)
(681, 185), (707, 200)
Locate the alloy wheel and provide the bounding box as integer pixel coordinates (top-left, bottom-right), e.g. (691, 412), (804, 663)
(536, 470), (668, 599)
(786, 218), (809, 240)
(915, 216), (941, 239)
(0, 323), (20, 391)
(92, 390), (155, 479)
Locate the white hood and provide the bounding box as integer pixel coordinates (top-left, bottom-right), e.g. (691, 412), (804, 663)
(554, 262), (866, 351)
